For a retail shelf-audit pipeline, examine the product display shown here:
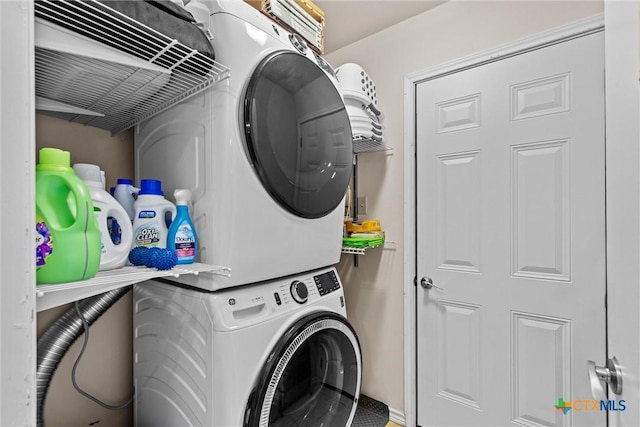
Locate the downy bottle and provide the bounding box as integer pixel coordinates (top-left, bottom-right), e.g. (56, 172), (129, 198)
(167, 189), (198, 264)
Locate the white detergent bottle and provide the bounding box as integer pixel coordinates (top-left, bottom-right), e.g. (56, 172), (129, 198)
(167, 189), (198, 264)
(72, 163), (134, 270)
(132, 179), (176, 250)
(113, 178), (140, 222)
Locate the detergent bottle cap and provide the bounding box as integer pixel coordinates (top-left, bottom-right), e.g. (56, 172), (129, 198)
(174, 189), (192, 206)
(139, 179), (164, 196)
(39, 147), (70, 167)
(72, 163), (102, 186)
(117, 178), (133, 185)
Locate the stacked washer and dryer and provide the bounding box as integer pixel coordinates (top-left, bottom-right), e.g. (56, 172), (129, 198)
(133, 1), (362, 426)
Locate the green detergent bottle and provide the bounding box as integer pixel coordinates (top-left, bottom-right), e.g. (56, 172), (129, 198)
(36, 148), (101, 284)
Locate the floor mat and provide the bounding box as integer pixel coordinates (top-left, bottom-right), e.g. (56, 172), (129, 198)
(352, 394), (389, 427)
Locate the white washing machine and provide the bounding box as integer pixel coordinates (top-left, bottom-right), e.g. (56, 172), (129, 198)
(133, 267), (362, 427)
(135, 0), (353, 291)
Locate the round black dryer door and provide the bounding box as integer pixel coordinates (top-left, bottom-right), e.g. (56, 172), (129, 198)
(244, 312), (362, 427)
(243, 51), (353, 219)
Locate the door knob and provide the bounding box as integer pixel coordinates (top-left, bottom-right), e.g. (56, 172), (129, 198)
(587, 357), (622, 400)
(420, 277), (443, 291)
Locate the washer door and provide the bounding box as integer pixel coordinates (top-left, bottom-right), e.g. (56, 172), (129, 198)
(244, 312), (362, 427)
(243, 51), (353, 219)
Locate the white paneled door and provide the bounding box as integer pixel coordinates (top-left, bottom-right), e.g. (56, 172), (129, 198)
(416, 32), (606, 426)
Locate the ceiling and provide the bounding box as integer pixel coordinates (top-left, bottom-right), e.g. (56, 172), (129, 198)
(314, 0), (446, 54)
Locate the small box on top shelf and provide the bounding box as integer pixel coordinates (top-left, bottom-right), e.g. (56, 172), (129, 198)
(244, 0), (325, 54)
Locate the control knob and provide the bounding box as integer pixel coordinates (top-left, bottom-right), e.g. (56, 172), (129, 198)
(289, 33), (308, 54)
(290, 280), (308, 304)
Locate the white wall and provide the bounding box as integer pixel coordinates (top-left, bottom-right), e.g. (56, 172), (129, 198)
(327, 0), (603, 414)
(1, 1), (36, 425)
(604, 3), (640, 426)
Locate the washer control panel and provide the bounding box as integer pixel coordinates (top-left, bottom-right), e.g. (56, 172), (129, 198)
(313, 270), (341, 296)
(203, 267), (345, 330)
(260, 268), (342, 312)
(290, 280), (309, 304)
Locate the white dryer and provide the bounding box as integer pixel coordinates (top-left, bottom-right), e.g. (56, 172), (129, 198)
(135, 0), (353, 290)
(133, 267), (362, 427)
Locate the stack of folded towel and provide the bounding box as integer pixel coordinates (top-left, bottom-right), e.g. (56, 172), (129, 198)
(343, 220), (385, 248)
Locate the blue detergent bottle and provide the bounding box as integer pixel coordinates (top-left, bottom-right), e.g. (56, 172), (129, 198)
(167, 189), (198, 264)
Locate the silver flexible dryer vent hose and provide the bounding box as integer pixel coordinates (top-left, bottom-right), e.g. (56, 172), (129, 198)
(36, 286), (132, 427)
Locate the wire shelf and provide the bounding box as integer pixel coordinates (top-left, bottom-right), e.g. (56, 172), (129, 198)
(353, 136), (390, 154)
(341, 244), (383, 255)
(36, 263), (231, 312)
(34, 0), (230, 134)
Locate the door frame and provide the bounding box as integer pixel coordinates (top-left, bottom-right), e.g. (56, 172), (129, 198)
(404, 9), (640, 426)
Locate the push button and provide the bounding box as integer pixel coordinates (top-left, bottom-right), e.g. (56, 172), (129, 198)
(274, 292), (282, 305)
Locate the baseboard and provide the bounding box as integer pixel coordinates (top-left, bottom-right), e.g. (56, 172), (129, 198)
(389, 407), (406, 425)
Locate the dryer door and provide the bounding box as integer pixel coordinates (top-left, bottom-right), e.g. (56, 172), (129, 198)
(243, 51), (353, 219)
(244, 312), (362, 427)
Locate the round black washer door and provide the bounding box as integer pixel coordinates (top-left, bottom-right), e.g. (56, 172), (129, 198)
(244, 51), (353, 219)
(244, 312), (362, 427)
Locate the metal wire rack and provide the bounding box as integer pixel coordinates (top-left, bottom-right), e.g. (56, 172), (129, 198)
(353, 135), (389, 154)
(35, 263), (231, 312)
(34, 0), (230, 134)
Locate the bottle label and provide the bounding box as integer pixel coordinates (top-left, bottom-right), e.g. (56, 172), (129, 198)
(174, 224), (195, 258)
(95, 212), (107, 255)
(36, 220), (53, 267)
(134, 223), (161, 247)
(138, 210), (156, 219)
